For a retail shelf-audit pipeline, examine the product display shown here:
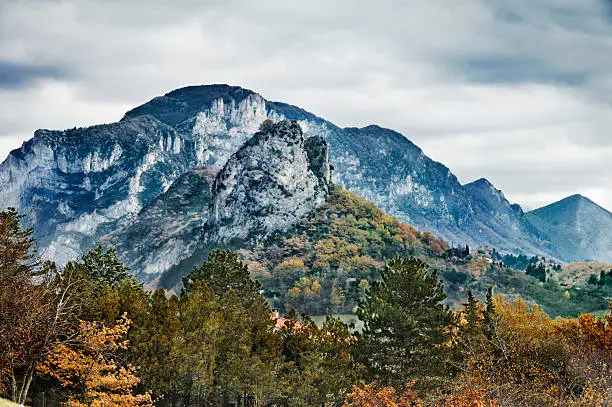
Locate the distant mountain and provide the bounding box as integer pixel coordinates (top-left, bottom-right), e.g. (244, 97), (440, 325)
(0, 84), (609, 266)
(526, 195), (612, 262)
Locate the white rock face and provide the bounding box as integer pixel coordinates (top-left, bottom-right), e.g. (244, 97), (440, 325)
(0, 116), (190, 263)
(209, 120), (331, 243)
(192, 94), (270, 166)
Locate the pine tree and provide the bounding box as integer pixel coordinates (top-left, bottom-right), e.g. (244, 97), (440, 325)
(82, 245), (132, 287)
(181, 251), (282, 405)
(462, 289), (482, 336)
(482, 286), (497, 340)
(182, 249), (260, 299)
(356, 257), (455, 385)
(0, 207), (38, 282)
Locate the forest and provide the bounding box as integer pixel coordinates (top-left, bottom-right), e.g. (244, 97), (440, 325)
(1, 207), (611, 406)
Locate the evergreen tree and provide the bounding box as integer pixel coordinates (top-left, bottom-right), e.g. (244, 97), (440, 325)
(356, 257), (455, 385)
(182, 249), (260, 299)
(462, 289), (482, 336)
(82, 245), (132, 287)
(482, 286), (497, 340)
(134, 289), (182, 402)
(279, 313), (362, 406)
(0, 207), (38, 282)
(182, 251), (282, 405)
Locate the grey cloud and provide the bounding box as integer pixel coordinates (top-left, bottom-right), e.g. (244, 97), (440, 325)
(0, 0), (611, 211)
(0, 61), (67, 89)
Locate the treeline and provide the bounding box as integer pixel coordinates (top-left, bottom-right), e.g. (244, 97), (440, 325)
(1, 208), (611, 406)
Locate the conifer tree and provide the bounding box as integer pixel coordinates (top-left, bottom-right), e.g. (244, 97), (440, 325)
(462, 289), (482, 336)
(182, 249), (260, 299)
(482, 286), (497, 340)
(356, 257), (455, 385)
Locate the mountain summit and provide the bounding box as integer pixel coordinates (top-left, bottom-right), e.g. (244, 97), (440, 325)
(527, 195), (612, 262)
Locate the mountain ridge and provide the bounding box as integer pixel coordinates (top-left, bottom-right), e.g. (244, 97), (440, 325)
(1, 83), (611, 265)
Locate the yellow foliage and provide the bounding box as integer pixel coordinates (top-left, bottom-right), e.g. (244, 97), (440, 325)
(467, 258), (490, 279)
(38, 313), (152, 407)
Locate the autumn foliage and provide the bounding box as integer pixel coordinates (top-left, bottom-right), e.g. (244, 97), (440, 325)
(343, 381), (423, 407)
(2, 207), (612, 407)
(37, 314), (152, 407)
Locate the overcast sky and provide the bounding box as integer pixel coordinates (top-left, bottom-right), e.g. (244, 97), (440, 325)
(1, 0), (612, 211)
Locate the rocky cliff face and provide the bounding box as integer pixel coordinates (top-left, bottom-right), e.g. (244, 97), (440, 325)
(210, 120), (330, 243)
(1, 84), (609, 270)
(102, 120), (331, 281)
(0, 115), (192, 264)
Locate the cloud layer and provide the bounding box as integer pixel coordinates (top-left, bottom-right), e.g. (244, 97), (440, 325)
(1, 0), (611, 211)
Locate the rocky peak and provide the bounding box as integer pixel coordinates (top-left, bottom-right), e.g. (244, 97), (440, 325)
(210, 120), (331, 243)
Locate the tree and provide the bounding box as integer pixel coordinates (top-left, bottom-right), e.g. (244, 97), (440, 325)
(37, 314), (152, 407)
(128, 289), (182, 402)
(59, 246), (139, 321)
(182, 249), (260, 299)
(457, 297), (571, 406)
(0, 207), (37, 281)
(280, 313), (362, 406)
(482, 286), (497, 340)
(181, 251), (282, 405)
(461, 290), (482, 337)
(526, 263), (546, 283)
(342, 381), (422, 407)
(82, 245), (131, 288)
(0, 209), (74, 404)
(356, 257), (455, 385)
(174, 281), (224, 405)
(467, 257), (490, 279)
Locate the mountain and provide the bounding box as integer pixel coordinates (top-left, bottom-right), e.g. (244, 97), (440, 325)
(120, 85), (547, 254)
(103, 120), (331, 282)
(0, 116), (192, 265)
(0, 84), (608, 267)
(526, 195), (612, 262)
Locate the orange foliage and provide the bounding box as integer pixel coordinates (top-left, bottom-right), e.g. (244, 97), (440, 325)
(440, 389), (499, 407)
(343, 381), (422, 407)
(38, 313), (152, 407)
(343, 382), (500, 407)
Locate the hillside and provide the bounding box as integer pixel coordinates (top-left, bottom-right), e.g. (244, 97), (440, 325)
(229, 185), (610, 317)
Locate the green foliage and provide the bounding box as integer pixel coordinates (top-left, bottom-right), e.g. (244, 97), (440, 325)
(526, 262), (547, 283)
(482, 286), (497, 340)
(462, 290), (482, 336)
(0, 207), (38, 281)
(183, 249), (260, 299)
(356, 257), (455, 386)
(245, 185), (448, 315)
(81, 245), (131, 287)
(279, 312), (363, 406)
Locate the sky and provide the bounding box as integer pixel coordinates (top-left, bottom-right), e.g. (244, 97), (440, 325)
(1, 0), (612, 211)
